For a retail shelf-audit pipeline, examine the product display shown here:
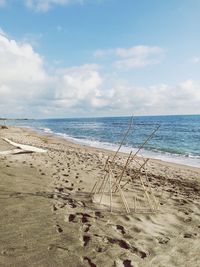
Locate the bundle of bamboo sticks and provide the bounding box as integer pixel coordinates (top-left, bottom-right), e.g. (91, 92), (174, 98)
(91, 116), (161, 214)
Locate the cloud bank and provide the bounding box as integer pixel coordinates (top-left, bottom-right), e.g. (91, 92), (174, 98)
(25, 0), (85, 12)
(94, 45), (164, 69)
(0, 33), (200, 118)
(0, 0), (90, 11)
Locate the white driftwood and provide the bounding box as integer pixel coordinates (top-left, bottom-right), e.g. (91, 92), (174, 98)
(0, 149), (23, 155)
(3, 138), (47, 153)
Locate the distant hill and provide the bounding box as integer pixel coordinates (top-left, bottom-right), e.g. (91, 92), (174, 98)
(0, 118), (29, 120)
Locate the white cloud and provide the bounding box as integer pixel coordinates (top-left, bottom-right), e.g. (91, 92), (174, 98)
(0, 35), (48, 84)
(115, 46), (162, 58)
(0, 27), (6, 36)
(54, 64), (102, 108)
(192, 56), (200, 64)
(94, 45), (164, 69)
(0, 0), (6, 7)
(114, 56), (161, 69)
(0, 33), (199, 118)
(90, 79), (200, 115)
(0, 0), (101, 11)
(94, 49), (114, 58)
(0, 34), (51, 117)
(25, 0), (85, 12)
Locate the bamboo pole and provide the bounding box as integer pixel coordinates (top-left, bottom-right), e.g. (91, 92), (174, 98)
(91, 181), (98, 193)
(139, 175), (154, 212)
(129, 125), (160, 164)
(134, 195), (136, 212)
(97, 169), (109, 193)
(113, 151), (133, 193)
(111, 126), (159, 193)
(120, 158), (149, 190)
(135, 196), (137, 213)
(99, 171), (110, 204)
(108, 172), (113, 212)
(110, 116), (134, 165)
(117, 184), (130, 213)
(143, 168), (158, 211)
(91, 155), (110, 194)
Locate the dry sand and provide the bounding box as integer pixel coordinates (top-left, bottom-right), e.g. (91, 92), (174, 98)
(0, 126), (200, 267)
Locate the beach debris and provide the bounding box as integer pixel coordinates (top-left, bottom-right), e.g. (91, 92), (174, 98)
(0, 138), (47, 155)
(0, 119), (8, 129)
(91, 116), (160, 214)
(0, 125), (8, 129)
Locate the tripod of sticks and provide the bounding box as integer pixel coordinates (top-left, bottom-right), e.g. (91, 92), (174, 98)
(91, 117), (160, 214)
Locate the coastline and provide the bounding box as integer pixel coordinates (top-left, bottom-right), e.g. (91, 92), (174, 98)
(0, 126), (200, 267)
(25, 124), (200, 170)
(10, 121), (199, 169)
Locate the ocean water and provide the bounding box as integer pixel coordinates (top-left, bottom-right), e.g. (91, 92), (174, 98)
(7, 115), (200, 167)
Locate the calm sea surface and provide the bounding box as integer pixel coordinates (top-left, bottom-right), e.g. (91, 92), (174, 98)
(8, 115), (200, 167)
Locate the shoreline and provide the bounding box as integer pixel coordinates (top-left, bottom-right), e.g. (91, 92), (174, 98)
(1, 126), (200, 267)
(24, 125), (200, 170)
(6, 115), (200, 168)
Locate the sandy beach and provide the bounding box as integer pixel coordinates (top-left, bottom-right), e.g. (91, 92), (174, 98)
(0, 126), (200, 267)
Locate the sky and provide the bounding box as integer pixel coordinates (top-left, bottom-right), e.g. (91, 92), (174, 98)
(0, 0), (200, 118)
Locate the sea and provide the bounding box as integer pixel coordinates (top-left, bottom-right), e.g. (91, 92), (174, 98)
(7, 115), (200, 168)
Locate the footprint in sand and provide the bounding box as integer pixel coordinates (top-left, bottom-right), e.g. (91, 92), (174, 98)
(83, 224), (91, 233)
(183, 233), (197, 238)
(55, 224), (63, 233)
(95, 211), (104, 219)
(156, 236), (170, 244)
(68, 214), (77, 222)
(52, 204), (57, 212)
(122, 259), (134, 267)
(1, 246), (28, 256)
(116, 225), (126, 235)
(83, 235), (91, 247)
(107, 237), (148, 259)
(83, 257), (96, 267)
(65, 187), (74, 191)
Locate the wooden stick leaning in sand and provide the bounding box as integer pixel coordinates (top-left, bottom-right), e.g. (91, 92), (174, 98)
(91, 180), (98, 194)
(143, 168), (159, 211)
(139, 175), (155, 211)
(113, 151), (133, 190)
(119, 158), (149, 190)
(92, 116), (133, 197)
(91, 122), (160, 214)
(95, 156), (111, 194)
(97, 167), (110, 194)
(108, 172), (113, 212)
(121, 158), (156, 211)
(110, 169), (131, 214)
(99, 172), (110, 204)
(110, 116), (133, 165)
(99, 115), (134, 179)
(113, 126), (159, 193)
(129, 125), (160, 164)
(134, 195), (136, 212)
(116, 182), (130, 213)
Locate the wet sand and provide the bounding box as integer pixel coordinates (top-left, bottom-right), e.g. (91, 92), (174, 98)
(0, 126), (200, 267)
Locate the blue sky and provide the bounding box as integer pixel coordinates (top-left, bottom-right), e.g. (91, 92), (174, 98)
(0, 0), (200, 118)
